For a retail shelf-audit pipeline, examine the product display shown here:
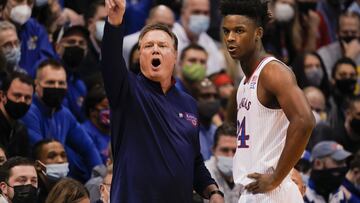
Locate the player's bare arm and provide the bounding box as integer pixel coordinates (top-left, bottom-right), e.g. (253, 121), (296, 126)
(245, 61), (315, 194)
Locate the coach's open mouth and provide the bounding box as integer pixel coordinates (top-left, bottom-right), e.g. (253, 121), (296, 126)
(151, 58), (161, 68)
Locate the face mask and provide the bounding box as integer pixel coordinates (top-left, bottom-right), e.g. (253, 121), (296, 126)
(35, 0), (48, 7)
(298, 2), (317, 14)
(4, 98), (30, 119)
(95, 20), (105, 41)
(305, 67), (323, 87)
(188, 14), (210, 35)
(197, 99), (220, 121)
(46, 163), (69, 179)
(182, 64), (206, 82)
(301, 173), (310, 185)
(41, 87), (67, 108)
(2, 47), (21, 66)
(274, 2), (295, 23)
(98, 109), (110, 128)
(341, 36), (358, 43)
(220, 97), (228, 108)
(335, 78), (357, 95)
(11, 184), (38, 203)
(130, 62), (140, 74)
(216, 156), (233, 177)
(62, 46), (85, 69)
(350, 118), (360, 135)
(310, 167), (347, 197)
(10, 5), (32, 25)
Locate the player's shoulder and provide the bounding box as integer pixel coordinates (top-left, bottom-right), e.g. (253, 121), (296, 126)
(261, 58), (295, 80)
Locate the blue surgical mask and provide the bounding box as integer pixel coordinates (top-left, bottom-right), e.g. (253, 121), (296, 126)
(216, 156), (233, 177)
(95, 20), (105, 41)
(305, 67), (323, 87)
(46, 163), (69, 179)
(188, 14), (210, 35)
(2, 46), (21, 66)
(301, 173), (310, 185)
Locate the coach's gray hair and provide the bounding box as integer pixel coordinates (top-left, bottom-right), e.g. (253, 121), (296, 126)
(0, 21), (16, 34)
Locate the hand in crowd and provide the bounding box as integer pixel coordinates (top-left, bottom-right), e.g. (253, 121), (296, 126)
(106, 0), (126, 26)
(245, 173), (279, 194)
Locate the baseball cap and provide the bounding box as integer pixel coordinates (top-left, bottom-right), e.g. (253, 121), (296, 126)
(213, 72), (233, 87)
(311, 141), (351, 161)
(53, 23), (89, 43)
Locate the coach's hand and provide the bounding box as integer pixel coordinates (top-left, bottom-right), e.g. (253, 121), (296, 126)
(245, 173), (279, 194)
(106, 0), (126, 26)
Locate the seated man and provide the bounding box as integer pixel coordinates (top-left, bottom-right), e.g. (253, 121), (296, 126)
(0, 156), (38, 203)
(341, 152), (360, 201)
(304, 141), (353, 203)
(33, 139), (69, 203)
(0, 72), (33, 157)
(204, 123), (241, 203)
(21, 59), (102, 183)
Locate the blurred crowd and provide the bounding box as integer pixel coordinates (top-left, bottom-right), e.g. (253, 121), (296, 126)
(0, 0), (359, 202)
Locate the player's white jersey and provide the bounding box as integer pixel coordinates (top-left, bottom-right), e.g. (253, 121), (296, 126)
(233, 56), (290, 186)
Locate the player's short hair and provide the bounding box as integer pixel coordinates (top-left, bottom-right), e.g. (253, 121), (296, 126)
(138, 23), (178, 51)
(220, 0), (271, 28)
(180, 43), (207, 61)
(213, 122), (237, 149)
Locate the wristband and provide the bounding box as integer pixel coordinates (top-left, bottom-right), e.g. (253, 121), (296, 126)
(209, 190), (224, 198)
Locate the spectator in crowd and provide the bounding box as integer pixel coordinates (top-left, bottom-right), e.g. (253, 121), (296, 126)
(176, 44), (208, 94)
(291, 52), (331, 99)
(102, 0), (223, 201)
(304, 87), (327, 124)
(33, 139), (69, 203)
(122, 0), (153, 35)
(21, 59), (102, 183)
(173, 0), (225, 75)
(0, 0), (59, 78)
(264, 0), (330, 64)
(204, 123), (241, 203)
(212, 72), (234, 122)
(55, 25), (89, 122)
(82, 85), (110, 164)
(291, 169), (306, 197)
(317, 0), (344, 42)
(0, 157), (38, 203)
(304, 141), (352, 202)
(341, 152), (360, 201)
(295, 151), (312, 186)
(45, 178), (90, 203)
(81, 0), (106, 89)
(317, 12), (360, 76)
(96, 164), (112, 203)
(0, 145), (6, 165)
(193, 78), (220, 160)
(334, 96), (360, 153)
(123, 4), (175, 67)
(0, 72), (33, 157)
(328, 57), (358, 130)
(0, 21), (23, 73)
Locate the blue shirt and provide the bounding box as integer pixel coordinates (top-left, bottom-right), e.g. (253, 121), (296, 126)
(21, 95), (102, 182)
(63, 74), (87, 122)
(342, 178), (360, 202)
(101, 21), (215, 203)
(81, 120), (110, 164)
(18, 18), (59, 78)
(199, 124), (217, 161)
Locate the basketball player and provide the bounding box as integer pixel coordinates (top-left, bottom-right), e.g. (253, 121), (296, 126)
(220, 0), (315, 202)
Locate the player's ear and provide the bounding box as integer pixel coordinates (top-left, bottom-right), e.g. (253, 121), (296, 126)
(255, 27), (263, 41)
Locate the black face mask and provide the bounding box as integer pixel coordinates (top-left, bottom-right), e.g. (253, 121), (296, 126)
(298, 2), (317, 14)
(310, 167), (347, 198)
(42, 87), (67, 108)
(62, 46), (85, 69)
(350, 118), (360, 135)
(197, 100), (221, 121)
(335, 78), (357, 96)
(4, 98), (30, 119)
(341, 36), (358, 43)
(130, 62), (140, 74)
(220, 97), (228, 109)
(12, 184), (38, 203)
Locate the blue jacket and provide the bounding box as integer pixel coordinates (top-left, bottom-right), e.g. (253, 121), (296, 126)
(21, 95), (102, 182)
(342, 178), (360, 202)
(18, 18), (59, 78)
(101, 21), (215, 203)
(63, 74), (87, 122)
(81, 120), (110, 164)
